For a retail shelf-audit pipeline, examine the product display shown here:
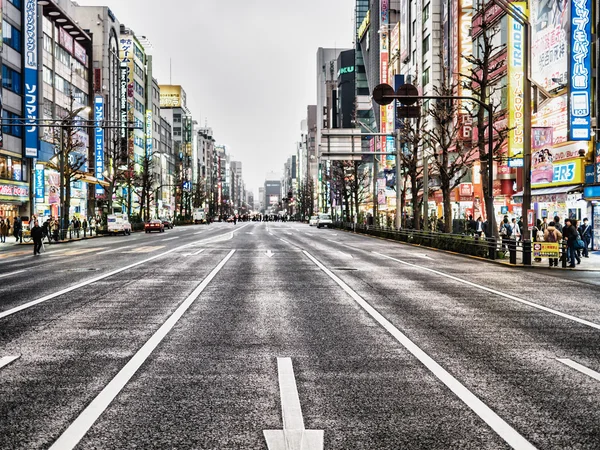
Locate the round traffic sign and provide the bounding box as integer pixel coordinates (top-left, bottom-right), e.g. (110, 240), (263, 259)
(372, 84), (395, 106)
(396, 84), (419, 105)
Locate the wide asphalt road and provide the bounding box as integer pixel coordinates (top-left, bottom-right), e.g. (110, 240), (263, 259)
(0, 221), (599, 449)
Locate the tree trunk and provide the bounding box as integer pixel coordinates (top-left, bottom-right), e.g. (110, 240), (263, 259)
(443, 187), (452, 233)
(411, 175), (420, 230)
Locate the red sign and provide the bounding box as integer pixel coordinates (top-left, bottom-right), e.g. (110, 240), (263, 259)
(59, 28), (74, 54)
(527, 209), (535, 230)
(0, 184), (29, 198)
(459, 183), (474, 197)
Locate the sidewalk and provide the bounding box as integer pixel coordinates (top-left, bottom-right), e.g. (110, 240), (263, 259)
(0, 232), (103, 252)
(498, 247), (600, 271)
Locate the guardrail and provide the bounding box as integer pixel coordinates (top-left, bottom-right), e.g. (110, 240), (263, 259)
(334, 222), (539, 265)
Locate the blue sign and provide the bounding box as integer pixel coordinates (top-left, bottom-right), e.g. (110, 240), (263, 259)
(94, 96), (105, 195)
(24, 0), (39, 158)
(585, 165), (595, 184)
(35, 164), (44, 203)
(569, 0), (592, 141)
(583, 185), (600, 199)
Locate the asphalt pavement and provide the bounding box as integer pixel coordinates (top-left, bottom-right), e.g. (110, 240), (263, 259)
(0, 221), (599, 449)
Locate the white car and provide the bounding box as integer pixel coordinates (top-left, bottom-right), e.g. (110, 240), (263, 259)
(316, 214), (333, 229)
(309, 215), (319, 226)
(107, 214), (132, 235)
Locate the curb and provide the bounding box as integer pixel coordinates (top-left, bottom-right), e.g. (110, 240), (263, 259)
(337, 228), (600, 272)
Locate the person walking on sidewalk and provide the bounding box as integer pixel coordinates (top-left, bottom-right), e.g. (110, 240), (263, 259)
(579, 218), (592, 258)
(0, 218), (8, 243)
(544, 221), (562, 267)
(31, 220), (43, 256)
(563, 218), (581, 268)
(13, 216), (22, 243)
(500, 216), (512, 252)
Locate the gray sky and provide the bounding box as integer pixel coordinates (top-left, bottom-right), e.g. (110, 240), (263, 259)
(75, 0), (354, 192)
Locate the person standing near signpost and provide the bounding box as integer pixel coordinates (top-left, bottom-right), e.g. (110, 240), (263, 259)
(544, 221), (562, 267)
(579, 218), (592, 258)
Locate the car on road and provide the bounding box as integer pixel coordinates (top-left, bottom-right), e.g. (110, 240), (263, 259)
(316, 213), (333, 228)
(161, 217), (174, 229)
(145, 219), (165, 233)
(309, 215), (319, 226)
(107, 214), (132, 236)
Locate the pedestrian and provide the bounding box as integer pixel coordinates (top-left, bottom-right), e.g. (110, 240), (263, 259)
(532, 219), (544, 262)
(578, 218), (592, 258)
(90, 217), (96, 235)
(74, 216), (81, 238)
(0, 218), (8, 243)
(540, 216), (549, 233)
(82, 218), (88, 238)
(52, 217), (60, 241)
(31, 220), (43, 256)
(499, 216), (512, 252)
(562, 218), (580, 268)
(544, 221), (562, 267)
(13, 216), (22, 243)
(510, 217), (521, 241)
(41, 219), (50, 243)
(554, 215), (563, 233)
(474, 216), (485, 239)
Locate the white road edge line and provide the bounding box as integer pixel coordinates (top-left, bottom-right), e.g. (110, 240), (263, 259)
(0, 355), (20, 369)
(0, 230), (238, 320)
(161, 236), (179, 241)
(557, 358), (600, 382)
(303, 250), (536, 450)
(49, 249), (236, 450)
(374, 252), (600, 331)
(0, 270), (26, 279)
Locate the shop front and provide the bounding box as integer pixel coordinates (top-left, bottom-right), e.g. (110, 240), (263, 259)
(0, 181), (30, 220)
(583, 185), (600, 251)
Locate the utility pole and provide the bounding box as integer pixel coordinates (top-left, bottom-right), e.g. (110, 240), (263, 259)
(395, 129), (402, 229)
(422, 154), (429, 231)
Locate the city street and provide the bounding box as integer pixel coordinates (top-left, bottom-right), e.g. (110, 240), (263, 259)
(1, 222), (599, 449)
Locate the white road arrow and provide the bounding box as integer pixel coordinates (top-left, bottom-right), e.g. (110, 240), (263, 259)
(266, 250), (274, 258)
(263, 357), (324, 450)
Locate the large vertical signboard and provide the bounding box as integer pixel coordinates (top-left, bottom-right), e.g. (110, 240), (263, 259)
(24, 0), (39, 158)
(507, 3), (526, 167)
(380, 0), (389, 136)
(399, 0), (409, 62)
(568, 0), (591, 141)
(94, 95), (105, 196)
(119, 37), (135, 166)
(458, 0), (473, 140)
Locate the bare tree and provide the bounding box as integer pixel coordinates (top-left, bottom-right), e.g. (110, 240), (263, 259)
(425, 56), (478, 232)
(461, 1), (511, 235)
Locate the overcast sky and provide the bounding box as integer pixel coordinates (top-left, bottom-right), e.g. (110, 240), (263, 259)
(75, 0), (354, 192)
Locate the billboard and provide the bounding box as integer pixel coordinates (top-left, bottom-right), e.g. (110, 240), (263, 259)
(507, 2), (526, 167)
(24, 0), (39, 158)
(35, 164), (44, 203)
(94, 96), (105, 195)
(380, 0), (389, 135)
(400, 0), (409, 61)
(568, 0), (592, 141)
(159, 85), (184, 108)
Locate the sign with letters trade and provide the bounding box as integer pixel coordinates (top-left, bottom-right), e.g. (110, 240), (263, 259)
(568, 0), (592, 141)
(507, 2), (526, 167)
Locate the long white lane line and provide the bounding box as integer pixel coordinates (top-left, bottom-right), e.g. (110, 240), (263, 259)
(277, 357), (305, 431)
(192, 248), (205, 256)
(161, 236), (179, 242)
(0, 236), (218, 321)
(303, 250), (536, 450)
(0, 270), (26, 279)
(557, 359), (600, 382)
(0, 355), (20, 370)
(49, 249), (236, 450)
(374, 252), (600, 331)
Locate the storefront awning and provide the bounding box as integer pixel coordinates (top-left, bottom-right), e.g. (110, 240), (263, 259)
(77, 173), (110, 187)
(512, 185), (583, 202)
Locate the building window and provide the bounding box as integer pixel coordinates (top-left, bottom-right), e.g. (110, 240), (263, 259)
(423, 3), (430, 23)
(422, 35), (430, 57)
(3, 21), (22, 51)
(2, 65), (22, 95)
(0, 155), (25, 181)
(43, 33), (53, 52)
(422, 67), (430, 86)
(43, 66), (54, 85)
(8, 0), (22, 9)
(2, 110), (23, 138)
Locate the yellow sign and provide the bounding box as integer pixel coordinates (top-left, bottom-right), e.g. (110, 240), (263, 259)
(507, 2), (527, 166)
(533, 242), (560, 258)
(159, 85), (183, 108)
(532, 157), (585, 188)
(358, 10), (371, 40)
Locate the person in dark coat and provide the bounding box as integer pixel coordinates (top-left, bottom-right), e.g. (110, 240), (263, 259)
(578, 218), (592, 258)
(562, 218), (580, 267)
(31, 220), (44, 256)
(13, 217), (22, 243)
